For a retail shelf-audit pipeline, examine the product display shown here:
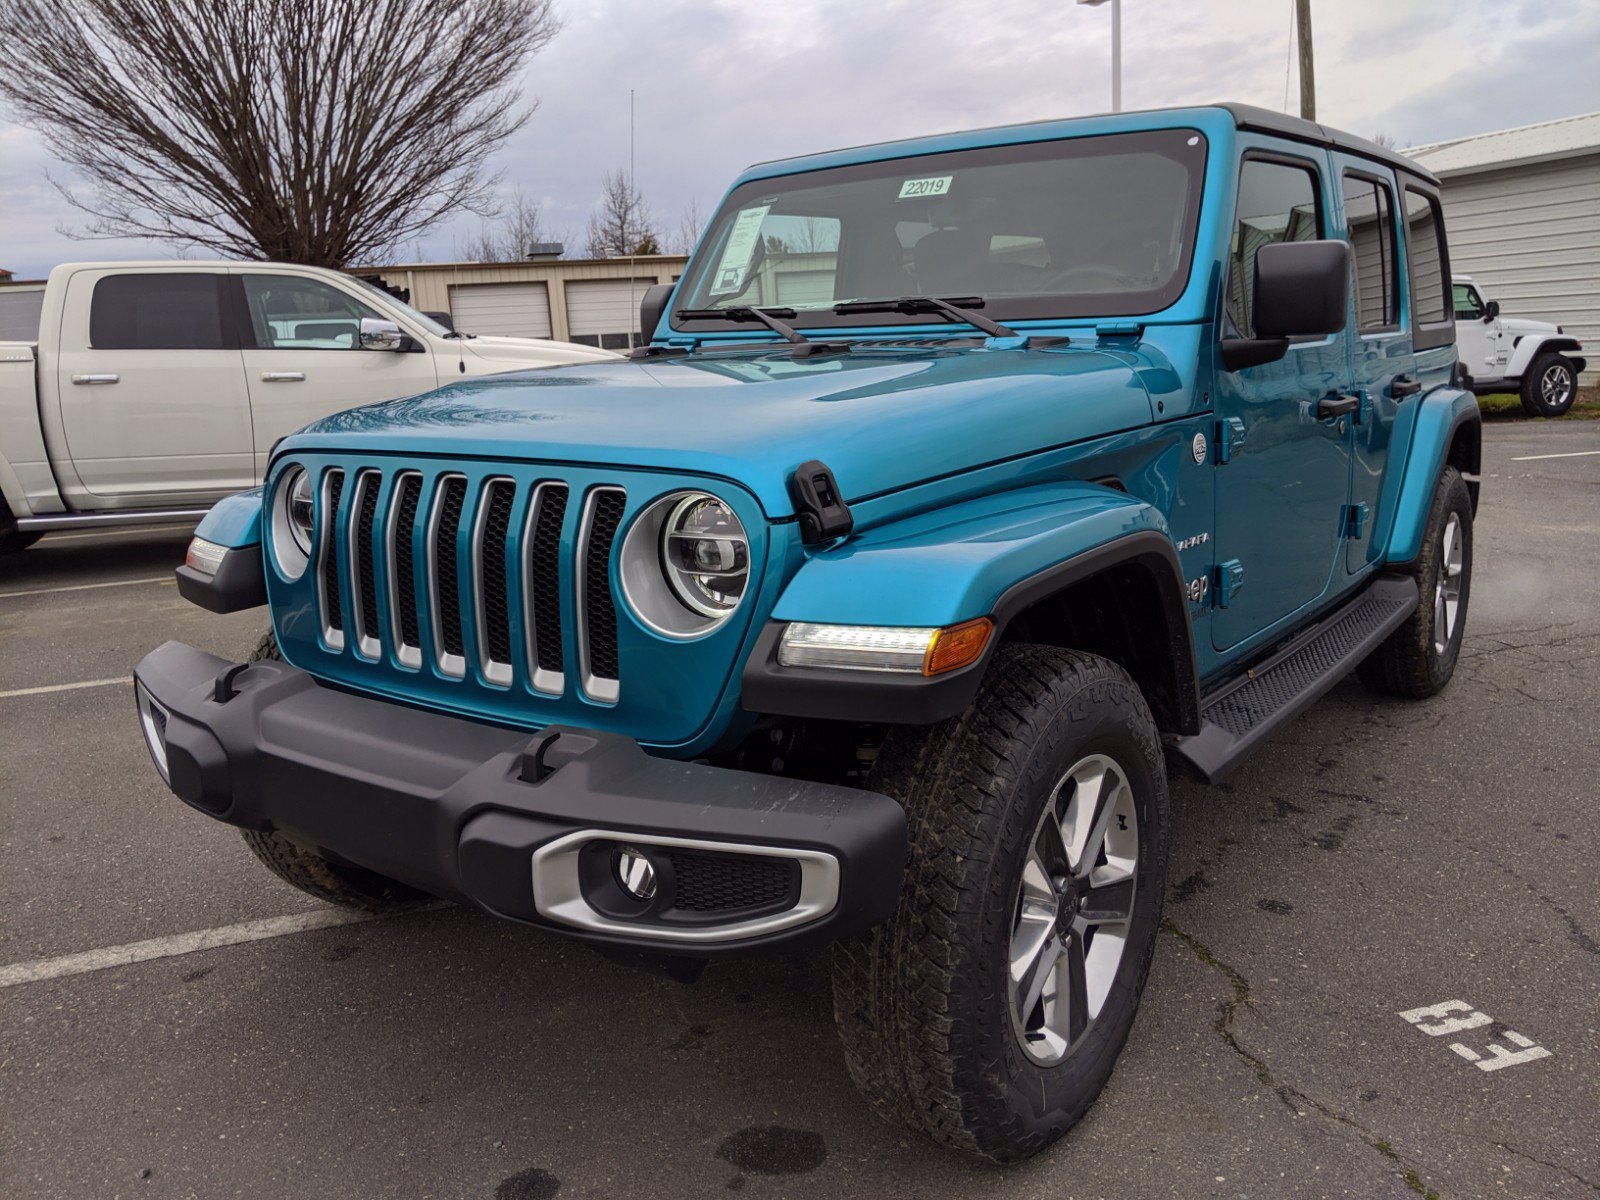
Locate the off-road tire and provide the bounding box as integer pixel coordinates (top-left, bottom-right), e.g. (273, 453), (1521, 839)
(1519, 353), (1577, 418)
(1357, 466), (1472, 698)
(831, 645), (1170, 1163)
(238, 628), (430, 911)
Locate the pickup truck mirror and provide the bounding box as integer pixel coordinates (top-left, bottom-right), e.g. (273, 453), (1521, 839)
(1222, 240), (1350, 372)
(358, 317), (405, 352)
(1483, 299), (1500, 321)
(639, 283), (675, 343)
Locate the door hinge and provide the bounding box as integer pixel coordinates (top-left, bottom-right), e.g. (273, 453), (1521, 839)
(1214, 559), (1245, 608)
(1216, 417), (1246, 464)
(1341, 502), (1370, 540)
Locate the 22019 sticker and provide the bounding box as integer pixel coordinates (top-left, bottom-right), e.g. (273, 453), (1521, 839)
(897, 175), (953, 200)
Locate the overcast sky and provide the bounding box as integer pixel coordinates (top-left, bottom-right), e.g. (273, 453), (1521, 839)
(2, 0), (1597, 278)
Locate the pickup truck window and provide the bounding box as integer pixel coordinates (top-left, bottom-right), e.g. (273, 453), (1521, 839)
(672, 128), (1207, 329)
(1342, 172), (1399, 332)
(243, 275), (382, 350)
(1227, 157), (1322, 339)
(89, 273), (229, 350)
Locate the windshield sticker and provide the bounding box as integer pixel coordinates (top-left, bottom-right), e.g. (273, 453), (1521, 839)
(897, 175), (953, 200)
(708, 204), (771, 294)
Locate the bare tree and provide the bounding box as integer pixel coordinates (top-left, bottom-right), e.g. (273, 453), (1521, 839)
(456, 188), (565, 262)
(1369, 132), (1400, 150)
(670, 198), (706, 255)
(585, 170), (660, 258)
(0, 0), (561, 266)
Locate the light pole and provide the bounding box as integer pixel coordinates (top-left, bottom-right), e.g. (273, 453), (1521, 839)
(1077, 0), (1121, 113)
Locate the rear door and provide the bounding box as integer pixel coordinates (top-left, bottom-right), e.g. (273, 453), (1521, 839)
(237, 270), (440, 473)
(53, 269), (253, 501)
(1333, 159), (1412, 574)
(1212, 148), (1355, 652)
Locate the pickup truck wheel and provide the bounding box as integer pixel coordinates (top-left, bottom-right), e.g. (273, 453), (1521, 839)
(831, 645), (1169, 1162)
(1519, 353), (1577, 417)
(1358, 466), (1472, 698)
(238, 628), (430, 911)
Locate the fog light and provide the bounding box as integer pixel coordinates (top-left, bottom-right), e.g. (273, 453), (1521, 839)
(614, 846), (658, 901)
(135, 683), (171, 782)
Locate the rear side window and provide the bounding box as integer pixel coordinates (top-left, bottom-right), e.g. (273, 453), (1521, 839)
(1342, 172), (1399, 331)
(1228, 158), (1322, 339)
(1403, 186), (1452, 347)
(89, 274), (227, 350)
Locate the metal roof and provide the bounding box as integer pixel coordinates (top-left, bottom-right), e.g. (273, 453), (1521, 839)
(1406, 112), (1600, 177)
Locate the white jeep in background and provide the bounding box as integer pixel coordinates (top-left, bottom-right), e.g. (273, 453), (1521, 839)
(1452, 274), (1586, 417)
(0, 261), (617, 554)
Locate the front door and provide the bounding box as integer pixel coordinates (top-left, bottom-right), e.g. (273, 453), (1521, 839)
(1212, 149), (1354, 652)
(1335, 159), (1412, 575)
(53, 269), (253, 502)
(1451, 281), (1497, 383)
(237, 271), (440, 474)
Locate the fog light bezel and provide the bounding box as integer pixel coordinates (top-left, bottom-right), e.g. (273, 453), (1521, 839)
(135, 682), (171, 783)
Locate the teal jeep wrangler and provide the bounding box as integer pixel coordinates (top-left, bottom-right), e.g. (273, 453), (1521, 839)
(135, 102), (1479, 1162)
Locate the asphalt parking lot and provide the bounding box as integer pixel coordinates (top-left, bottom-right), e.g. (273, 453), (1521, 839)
(2, 419), (1596, 1200)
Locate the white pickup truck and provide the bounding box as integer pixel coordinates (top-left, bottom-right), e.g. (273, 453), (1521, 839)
(0, 261), (616, 552)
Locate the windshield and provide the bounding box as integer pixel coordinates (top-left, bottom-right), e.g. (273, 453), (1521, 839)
(673, 128), (1207, 332)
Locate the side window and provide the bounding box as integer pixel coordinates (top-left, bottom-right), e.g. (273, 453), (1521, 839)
(1229, 158), (1322, 339)
(1452, 283), (1484, 320)
(1402, 187), (1452, 344)
(1341, 172), (1399, 332)
(89, 274), (226, 350)
(242, 275), (381, 350)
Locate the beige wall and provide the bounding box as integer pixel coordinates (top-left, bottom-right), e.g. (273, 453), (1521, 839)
(356, 257), (688, 343)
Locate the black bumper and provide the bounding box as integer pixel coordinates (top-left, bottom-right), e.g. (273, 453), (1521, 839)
(132, 642), (906, 956)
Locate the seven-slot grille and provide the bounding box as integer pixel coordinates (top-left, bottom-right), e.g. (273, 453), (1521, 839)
(312, 468), (625, 701)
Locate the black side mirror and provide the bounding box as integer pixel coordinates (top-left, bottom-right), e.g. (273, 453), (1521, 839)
(1221, 239), (1350, 372)
(1484, 299), (1500, 321)
(639, 283), (675, 343)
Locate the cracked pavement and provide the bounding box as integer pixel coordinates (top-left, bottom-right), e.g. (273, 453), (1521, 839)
(2, 419), (1597, 1199)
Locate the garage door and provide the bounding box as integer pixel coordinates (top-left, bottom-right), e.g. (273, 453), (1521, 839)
(450, 283), (552, 338)
(566, 279), (655, 349)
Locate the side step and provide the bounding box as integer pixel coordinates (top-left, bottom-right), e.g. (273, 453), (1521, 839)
(1171, 576), (1419, 783)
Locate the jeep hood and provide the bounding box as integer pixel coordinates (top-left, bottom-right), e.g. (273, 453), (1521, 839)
(1497, 316), (1560, 336)
(286, 344), (1154, 516)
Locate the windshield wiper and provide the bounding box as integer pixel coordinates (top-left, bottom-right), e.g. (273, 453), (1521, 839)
(675, 306), (848, 357)
(832, 295), (1018, 339)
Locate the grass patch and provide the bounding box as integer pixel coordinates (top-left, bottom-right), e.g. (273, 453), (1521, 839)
(1477, 385), (1600, 421)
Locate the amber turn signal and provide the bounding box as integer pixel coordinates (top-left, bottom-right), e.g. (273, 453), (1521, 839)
(923, 617), (993, 676)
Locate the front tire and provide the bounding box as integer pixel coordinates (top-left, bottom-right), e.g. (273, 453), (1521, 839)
(831, 646), (1170, 1162)
(1519, 353), (1577, 417)
(238, 628), (430, 911)
(1358, 466), (1472, 698)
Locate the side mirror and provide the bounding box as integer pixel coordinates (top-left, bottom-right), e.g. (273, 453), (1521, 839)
(358, 317), (405, 352)
(1483, 300), (1500, 322)
(638, 283), (675, 343)
(1220, 239), (1350, 372)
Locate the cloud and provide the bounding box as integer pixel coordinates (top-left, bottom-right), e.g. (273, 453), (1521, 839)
(2, 0), (1594, 278)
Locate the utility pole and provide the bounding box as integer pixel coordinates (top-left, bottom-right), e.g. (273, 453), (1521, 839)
(1077, 0), (1121, 113)
(1295, 0), (1315, 121)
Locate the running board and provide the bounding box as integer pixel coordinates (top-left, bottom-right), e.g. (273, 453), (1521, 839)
(1171, 576), (1419, 783)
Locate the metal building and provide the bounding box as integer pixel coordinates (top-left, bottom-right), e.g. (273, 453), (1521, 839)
(1407, 112), (1600, 383)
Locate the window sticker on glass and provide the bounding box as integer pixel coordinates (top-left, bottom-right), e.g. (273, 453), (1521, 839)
(897, 175), (953, 200)
(708, 204), (771, 294)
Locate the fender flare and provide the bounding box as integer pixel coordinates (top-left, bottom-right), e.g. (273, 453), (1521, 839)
(1382, 389), (1480, 566)
(1506, 335), (1584, 379)
(741, 483), (1198, 729)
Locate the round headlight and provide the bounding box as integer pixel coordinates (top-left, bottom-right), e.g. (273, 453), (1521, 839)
(286, 467), (315, 553)
(270, 464), (314, 580)
(618, 491), (750, 638)
(661, 494), (748, 617)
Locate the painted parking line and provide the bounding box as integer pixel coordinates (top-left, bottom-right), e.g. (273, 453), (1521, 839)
(0, 576), (173, 599)
(0, 678), (129, 700)
(1509, 449), (1600, 461)
(0, 904), (443, 989)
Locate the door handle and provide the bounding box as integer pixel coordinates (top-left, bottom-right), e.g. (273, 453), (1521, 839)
(70, 373), (119, 385)
(260, 371), (306, 382)
(1316, 393), (1361, 419)
(1390, 374), (1421, 398)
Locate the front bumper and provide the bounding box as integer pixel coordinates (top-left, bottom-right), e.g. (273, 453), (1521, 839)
(132, 641), (906, 956)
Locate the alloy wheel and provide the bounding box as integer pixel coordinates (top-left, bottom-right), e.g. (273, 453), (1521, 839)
(1008, 753), (1139, 1066)
(1433, 511), (1464, 654)
(1541, 364), (1572, 408)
